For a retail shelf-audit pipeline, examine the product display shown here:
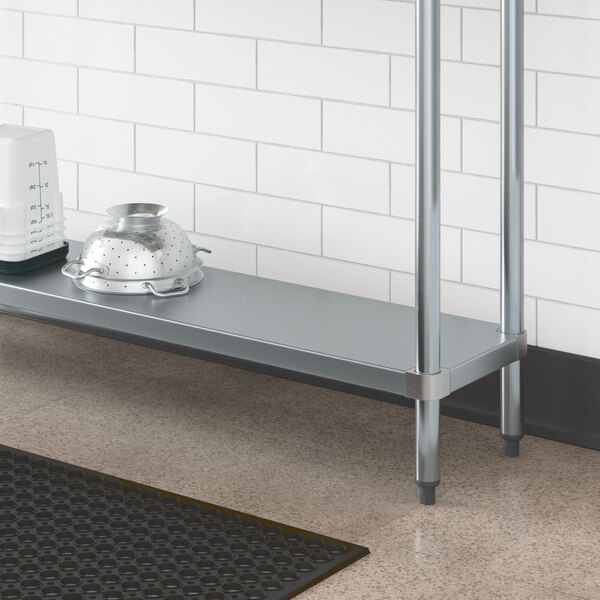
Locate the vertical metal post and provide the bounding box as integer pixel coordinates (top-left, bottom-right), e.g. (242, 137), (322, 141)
(415, 0), (441, 505)
(500, 0), (524, 457)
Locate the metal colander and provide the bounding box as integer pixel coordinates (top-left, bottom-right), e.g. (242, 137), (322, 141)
(61, 203), (211, 297)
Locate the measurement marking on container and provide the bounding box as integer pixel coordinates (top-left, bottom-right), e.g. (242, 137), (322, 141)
(38, 163), (42, 223)
(28, 160), (53, 227)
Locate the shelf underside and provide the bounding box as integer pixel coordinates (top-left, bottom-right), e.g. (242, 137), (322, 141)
(0, 242), (521, 399)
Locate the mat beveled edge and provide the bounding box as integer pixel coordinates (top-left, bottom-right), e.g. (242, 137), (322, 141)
(0, 443), (370, 598)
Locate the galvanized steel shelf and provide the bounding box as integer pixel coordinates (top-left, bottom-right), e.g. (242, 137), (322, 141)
(0, 241), (524, 400)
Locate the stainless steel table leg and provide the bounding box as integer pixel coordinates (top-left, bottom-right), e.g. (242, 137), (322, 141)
(416, 399), (440, 505)
(500, 0), (525, 457)
(415, 0), (441, 504)
(501, 361), (523, 456)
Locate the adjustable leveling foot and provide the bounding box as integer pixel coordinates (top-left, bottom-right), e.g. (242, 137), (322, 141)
(417, 481), (439, 506)
(503, 435), (523, 458)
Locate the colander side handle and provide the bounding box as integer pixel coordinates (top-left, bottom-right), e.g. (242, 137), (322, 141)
(61, 259), (105, 280)
(193, 245), (212, 254)
(142, 278), (190, 298)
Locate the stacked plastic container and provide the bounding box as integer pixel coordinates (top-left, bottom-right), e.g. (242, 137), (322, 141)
(0, 125), (68, 274)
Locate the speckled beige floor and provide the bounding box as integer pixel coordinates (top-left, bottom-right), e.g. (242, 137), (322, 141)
(0, 312), (598, 600)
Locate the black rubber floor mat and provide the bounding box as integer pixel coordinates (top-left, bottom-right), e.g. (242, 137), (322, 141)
(0, 445), (369, 600)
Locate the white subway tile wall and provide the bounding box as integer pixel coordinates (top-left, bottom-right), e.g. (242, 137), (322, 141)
(0, 103), (22, 125)
(0, 57), (77, 112)
(0, 9), (21, 56)
(1, 0), (599, 358)
(57, 160), (78, 210)
(0, 0), (76, 15)
(194, 85), (321, 148)
(78, 165), (194, 226)
(79, 0), (194, 29)
(24, 14), (134, 71)
(79, 70), (194, 130)
(135, 28), (256, 87)
(25, 109), (134, 169)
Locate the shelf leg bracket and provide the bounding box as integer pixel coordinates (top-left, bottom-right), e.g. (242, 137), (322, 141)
(405, 368), (450, 402)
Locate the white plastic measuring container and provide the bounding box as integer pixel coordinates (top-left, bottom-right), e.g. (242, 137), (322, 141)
(0, 239), (66, 261)
(0, 125), (65, 259)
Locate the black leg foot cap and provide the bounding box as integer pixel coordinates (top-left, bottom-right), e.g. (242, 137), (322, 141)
(419, 486), (436, 505)
(504, 438), (520, 457)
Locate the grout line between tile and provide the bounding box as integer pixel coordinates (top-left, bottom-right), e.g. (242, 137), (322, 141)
(255, 39), (258, 89)
(320, 0), (324, 45)
(6, 52), (600, 136)
(459, 7), (463, 62)
(388, 54), (392, 107)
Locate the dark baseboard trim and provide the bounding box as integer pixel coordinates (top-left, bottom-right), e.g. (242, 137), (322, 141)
(260, 345), (600, 453)
(4, 309), (600, 452)
(319, 345), (600, 453)
(445, 345), (600, 451)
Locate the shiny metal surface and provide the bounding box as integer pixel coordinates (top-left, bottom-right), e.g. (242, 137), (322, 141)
(501, 0), (525, 441)
(62, 204), (210, 296)
(501, 1), (524, 335)
(415, 0), (442, 493)
(107, 202), (169, 231)
(415, 0), (441, 378)
(501, 361), (522, 438)
(405, 368), (450, 402)
(416, 399), (440, 485)
(1, 241), (522, 399)
(142, 277), (193, 298)
(62, 259), (105, 280)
